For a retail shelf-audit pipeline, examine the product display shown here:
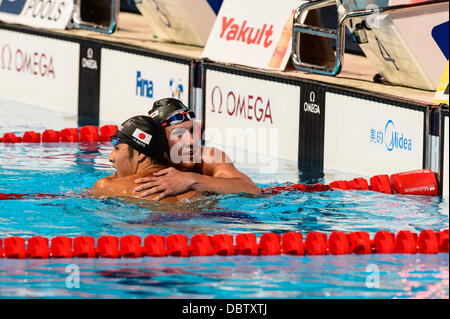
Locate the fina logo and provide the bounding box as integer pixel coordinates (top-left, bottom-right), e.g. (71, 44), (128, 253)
(136, 71), (153, 98)
(384, 120), (412, 152)
(169, 78), (183, 99)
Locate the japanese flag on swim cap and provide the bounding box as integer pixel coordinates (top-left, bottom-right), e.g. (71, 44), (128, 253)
(112, 115), (169, 161)
(148, 98), (192, 125)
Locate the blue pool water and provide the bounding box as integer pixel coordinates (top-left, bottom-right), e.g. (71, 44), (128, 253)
(0, 98), (448, 299)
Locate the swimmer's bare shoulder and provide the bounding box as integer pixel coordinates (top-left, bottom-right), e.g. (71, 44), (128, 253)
(92, 172), (117, 198)
(93, 172), (198, 203)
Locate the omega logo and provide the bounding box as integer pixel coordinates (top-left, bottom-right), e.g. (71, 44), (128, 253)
(303, 90), (320, 115)
(81, 47), (98, 70)
(211, 86), (273, 124)
(1, 43), (55, 78)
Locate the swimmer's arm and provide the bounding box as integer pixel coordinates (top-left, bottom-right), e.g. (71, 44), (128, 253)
(192, 148), (261, 195)
(187, 166), (261, 195)
(134, 148), (261, 199)
(93, 175), (189, 202)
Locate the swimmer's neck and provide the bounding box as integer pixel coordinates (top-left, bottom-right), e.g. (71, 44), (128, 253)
(135, 160), (167, 175)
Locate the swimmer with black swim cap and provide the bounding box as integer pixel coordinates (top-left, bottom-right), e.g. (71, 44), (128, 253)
(134, 98), (261, 200)
(93, 115), (196, 202)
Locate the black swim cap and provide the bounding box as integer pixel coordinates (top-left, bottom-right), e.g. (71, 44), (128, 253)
(148, 98), (192, 125)
(112, 116), (169, 162)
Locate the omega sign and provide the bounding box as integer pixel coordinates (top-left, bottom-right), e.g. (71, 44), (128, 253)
(1, 43), (55, 78)
(304, 91), (320, 114)
(210, 86), (273, 124)
(81, 48), (98, 70)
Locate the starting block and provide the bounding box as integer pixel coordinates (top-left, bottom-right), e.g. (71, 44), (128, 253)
(292, 0), (449, 91)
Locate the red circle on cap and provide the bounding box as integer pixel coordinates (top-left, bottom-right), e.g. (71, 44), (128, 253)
(139, 133), (146, 140)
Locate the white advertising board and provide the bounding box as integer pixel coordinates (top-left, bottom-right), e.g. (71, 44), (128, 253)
(202, 0), (305, 70)
(324, 93), (425, 176)
(0, 29), (79, 114)
(99, 48), (190, 124)
(0, 0), (73, 30)
(204, 69), (300, 163)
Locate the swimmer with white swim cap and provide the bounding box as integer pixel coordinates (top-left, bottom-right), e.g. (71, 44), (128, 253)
(93, 115), (196, 202)
(134, 98), (261, 200)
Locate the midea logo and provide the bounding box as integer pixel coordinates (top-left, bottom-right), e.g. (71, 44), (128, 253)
(384, 120), (412, 151)
(369, 120), (413, 152)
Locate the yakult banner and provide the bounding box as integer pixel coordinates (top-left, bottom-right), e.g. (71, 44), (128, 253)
(0, 29), (79, 114)
(204, 69), (300, 163)
(202, 0), (306, 70)
(0, 0), (73, 29)
(99, 48), (190, 124)
(324, 93), (425, 176)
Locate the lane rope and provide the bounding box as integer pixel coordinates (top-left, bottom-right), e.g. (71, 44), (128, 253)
(0, 168), (439, 200)
(0, 230), (447, 259)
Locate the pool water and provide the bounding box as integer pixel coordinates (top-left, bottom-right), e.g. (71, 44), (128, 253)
(0, 98), (448, 299)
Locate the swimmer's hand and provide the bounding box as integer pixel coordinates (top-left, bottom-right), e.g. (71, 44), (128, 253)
(134, 167), (196, 201)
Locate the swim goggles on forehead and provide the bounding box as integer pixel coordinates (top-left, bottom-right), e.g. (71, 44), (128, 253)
(161, 110), (196, 128)
(110, 135), (121, 146)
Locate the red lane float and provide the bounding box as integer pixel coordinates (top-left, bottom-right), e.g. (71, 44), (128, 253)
(80, 126), (99, 142)
(144, 235), (166, 257)
(23, 131), (41, 143)
(100, 125), (118, 142)
(328, 232), (349, 255)
(1, 125), (118, 144)
(438, 230), (449, 253)
(212, 234), (234, 256)
(236, 233), (259, 256)
(0, 230), (447, 259)
(329, 178), (369, 191)
(191, 234), (212, 256)
(42, 129), (61, 143)
(390, 169), (438, 196)
(262, 169), (439, 196)
(166, 234), (189, 257)
(60, 128), (79, 142)
(281, 232), (304, 256)
(259, 233), (281, 255)
(51, 236), (73, 258)
(261, 183), (331, 195)
(373, 231), (396, 254)
(1, 133), (21, 143)
(305, 232), (328, 255)
(0, 193), (60, 200)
